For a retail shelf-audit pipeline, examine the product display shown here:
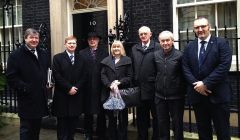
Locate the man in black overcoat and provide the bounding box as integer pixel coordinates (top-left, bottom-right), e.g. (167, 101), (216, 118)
(79, 32), (108, 140)
(6, 28), (49, 140)
(131, 26), (159, 140)
(52, 35), (86, 140)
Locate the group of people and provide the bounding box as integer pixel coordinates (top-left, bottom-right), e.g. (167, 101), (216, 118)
(6, 17), (232, 140)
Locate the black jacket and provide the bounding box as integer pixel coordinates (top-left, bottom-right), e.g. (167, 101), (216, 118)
(52, 51), (86, 117)
(154, 47), (185, 100)
(131, 40), (160, 100)
(6, 44), (49, 119)
(79, 46), (108, 114)
(101, 55), (132, 102)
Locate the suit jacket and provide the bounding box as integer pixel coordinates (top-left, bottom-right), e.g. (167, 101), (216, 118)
(79, 46), (108, 114)
(131, 40), (160, 100)
(52, 51), (86, 117)
(6, 44), (49, 119)
(182, 36), (232, 104)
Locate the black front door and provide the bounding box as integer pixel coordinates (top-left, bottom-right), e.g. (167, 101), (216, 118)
(73, 10), (108, 51)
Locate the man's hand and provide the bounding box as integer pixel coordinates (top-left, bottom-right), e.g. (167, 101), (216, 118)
(193, 81), (212, 96)
(68, 86), (78, 95)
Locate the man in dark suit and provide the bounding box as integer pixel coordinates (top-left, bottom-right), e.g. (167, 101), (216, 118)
(52, 35), (86, 140)
(79, 32), (108, 140)
(6, 28), (49, 140)
(182, 17), (232, 140)
(131, 26), (159, 140)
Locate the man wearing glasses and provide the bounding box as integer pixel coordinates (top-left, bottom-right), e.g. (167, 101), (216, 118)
(182, 17), (232, 140)
(52, 35), (86, 140)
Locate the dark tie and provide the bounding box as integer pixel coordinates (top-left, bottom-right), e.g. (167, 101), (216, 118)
(142, 45), (147, 50)
(199, 40), (206, 66)
(30, 49), (35, 54)
(91, 49), (96, 60)
(69, 55), (74, 65)
(30, 49), (38, 59)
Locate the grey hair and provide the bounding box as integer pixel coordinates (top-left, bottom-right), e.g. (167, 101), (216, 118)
(138, 26), (151, 33)
(158, 30), (174, 41)
(24, 28), (39, 39)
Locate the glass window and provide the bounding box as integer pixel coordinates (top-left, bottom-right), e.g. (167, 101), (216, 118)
(74, 0), (107, 10)
(218, 2), (237, 28)
(196, 4), (215, 26)
(176, 0), (237, 71)
(0, 0), (22, 26)
(178, 31), (195, 51)
(177, 0), (194, 4)
(196, 0), (209, 2)
(178, 6), (195, 31)
(17, 0), (22, 5)
(0, 0), (22, 46)
(0, 8), (2, 26)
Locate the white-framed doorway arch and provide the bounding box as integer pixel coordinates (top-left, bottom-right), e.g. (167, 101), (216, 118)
(49, 0), (123, 56)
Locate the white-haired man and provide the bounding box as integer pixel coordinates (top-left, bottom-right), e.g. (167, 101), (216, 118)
(131, 26), (159, 140)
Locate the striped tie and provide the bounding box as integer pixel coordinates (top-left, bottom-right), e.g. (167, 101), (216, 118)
(70, 55), (74, 65)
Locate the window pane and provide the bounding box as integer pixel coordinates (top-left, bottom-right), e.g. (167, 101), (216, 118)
(178, 32), (195, 51)
(17, 0), (22, 5)
(178, 7), (195, 31)
(217, 2), (237, 28)
(74, 0), (107, 10)
(177, 0), (194, 4)
(218, 30), (236, 55)
(11, 0), (16, 5)
(197, 4), (215, 26)
(17, 5), (22, 25)
(196, 0), (209, 2)
(0, 8), (2, 26)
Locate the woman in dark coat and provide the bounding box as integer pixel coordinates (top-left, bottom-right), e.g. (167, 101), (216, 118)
(52, 35), (86, 140)
(101, 40), (132, 140)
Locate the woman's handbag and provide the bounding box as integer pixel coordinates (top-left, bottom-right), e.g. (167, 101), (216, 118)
(103, 86), (125, 110)
(119, 87), (140, 107)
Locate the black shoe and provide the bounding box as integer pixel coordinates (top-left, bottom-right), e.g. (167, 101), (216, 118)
(85, 134), (93, 140)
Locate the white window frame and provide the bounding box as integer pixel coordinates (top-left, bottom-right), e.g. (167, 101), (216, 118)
(0, 0), (23, 45)
(0, 0), (22, 71)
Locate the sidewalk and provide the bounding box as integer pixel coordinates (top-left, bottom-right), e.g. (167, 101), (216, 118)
(0, 116), (138, 140)
(1, 115), (239, 140)
(0, 117), (85, 140)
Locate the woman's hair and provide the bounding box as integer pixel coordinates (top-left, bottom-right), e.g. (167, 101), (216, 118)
(64, 35), (77, 44)
(111, 40), (126, 56)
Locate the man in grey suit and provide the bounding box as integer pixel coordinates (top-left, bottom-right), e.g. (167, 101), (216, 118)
(182, 17), (232, 140)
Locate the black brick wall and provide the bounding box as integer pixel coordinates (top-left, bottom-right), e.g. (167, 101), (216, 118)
(228, 72), (240, 111)
(22, 0), (50, 31)
(123, 0), (173, 42)
(22, 0), (51, 55)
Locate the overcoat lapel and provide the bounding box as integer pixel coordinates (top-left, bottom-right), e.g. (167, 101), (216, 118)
(193, 40), (199, 67)
(103, 57), (115, 71)
(63, 51), (72, 65)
